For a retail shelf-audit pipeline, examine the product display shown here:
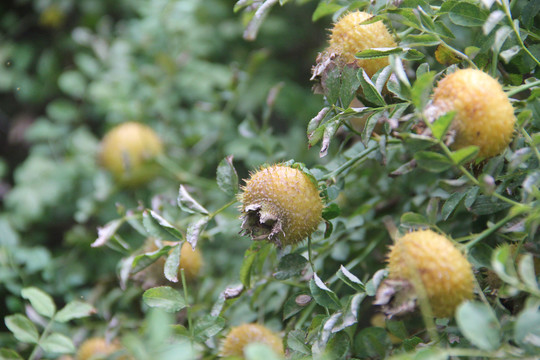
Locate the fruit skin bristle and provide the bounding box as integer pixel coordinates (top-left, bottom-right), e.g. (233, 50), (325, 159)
(431, 68), (516, 159)
(327, 11), (396, 77)
(238, 164), (323, 247)
(220, 323), (284, 358)
(387, 229), (475, 318)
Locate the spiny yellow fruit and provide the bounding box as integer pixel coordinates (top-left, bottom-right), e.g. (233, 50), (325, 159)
(238, 165), (323, 247)
(76, 337), (121, 360)
(220, 323), (284, 358)
(387, 229), (474, 318)
(139, 239), (203, 286)
(431, 69), (516, 158)
(327, 11), (396, 77)
(99, 122), (163, 186)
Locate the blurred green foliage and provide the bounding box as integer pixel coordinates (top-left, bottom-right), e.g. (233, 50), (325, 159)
(1, 0), (539, 359)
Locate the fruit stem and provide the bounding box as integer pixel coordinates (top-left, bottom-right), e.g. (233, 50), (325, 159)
(180, 269), (194, 339)
(28, 315), (55, 360)
(428, 121), (525, 210)
(502, 0), (540, 67)
(328, 236), (381, 285)
(307, 237), (315, 273)
(520, 128), (540, 163)
(321, 145), (378, 180)
(505, 79), (540, 97)
(209, 199), (238, 220)
(462, 210), (525, 250)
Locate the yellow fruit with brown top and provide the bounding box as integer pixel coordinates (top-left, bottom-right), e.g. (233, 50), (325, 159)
(238, 165), (323, 248)
(220, 323), (284, 358)
(76, 337), (123, 360)
(137, 240), (203, 287)
(387, 229), (475, 318)
(327, 11), (397, 77)
(99, 122), (163, 186)
(431, 69), (516, 158)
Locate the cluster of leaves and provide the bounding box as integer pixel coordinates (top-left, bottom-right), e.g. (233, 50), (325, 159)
(1, 0), (539, 359)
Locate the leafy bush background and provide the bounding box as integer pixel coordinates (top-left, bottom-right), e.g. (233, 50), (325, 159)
(0, 0), (539, 359)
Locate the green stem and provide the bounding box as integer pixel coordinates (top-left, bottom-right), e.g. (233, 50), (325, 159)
(521, 128), (540, 163)
(209, 199), (237, 220)
(321, 145), (378, 180)
(307, 237), (315, 274)
(502, 0), (540, 67)
(328, 235), (381, 285)
(294, 301), (317, 330)
(424, 116), (525, 209)
(180, 269), (193, 339)
(29, 316), (55, 360)
(505, 79), (540, 97)
(463, 210), (525, 250)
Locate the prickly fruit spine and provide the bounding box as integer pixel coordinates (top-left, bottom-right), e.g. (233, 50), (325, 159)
(239, 165), (323, 247)
(328, 11), (396, 77)
(387, 229), (475, 318)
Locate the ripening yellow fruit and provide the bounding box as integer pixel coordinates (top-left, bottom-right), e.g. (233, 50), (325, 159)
(327, 11), (397, 77)
(220, 323), (284, 358)
(238, 165), (323, 247)
(99, 122), (163, 186)
(76, 337), (121, 360)
(387, 229), (474, 318)
(139, 239), (203, 286)
(431, 69), (516, 158)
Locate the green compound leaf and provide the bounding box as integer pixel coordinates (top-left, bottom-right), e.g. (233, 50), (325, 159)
(441, 191), (466, 221)
(216, 155), (239, 196)
(355, 47), (403, 59)
(322, 203), (341, 221)
(5, 314), (39, 344)
(164, 243), (181, 283)
(411, 71), (435, 110)
(354, 327), (392, 358)
(414, 151), (452, 172)
(357, 69), (386, 107)
(456, 301), (501, 350)
(515, 307), (540, 353)
(450, 146), (479, 165)
(310, 273), (341, 310)
(142, 286), (187, 313)
(142, 210), (183, 242)
(56, 301), (96, 323)
(274, 253), (308, 280)
(40, 333), (76, 354)
(0, 348), (23, 360)
(21, 287), (56, 318)
(431, 111), (455, 140)
(449, 2), (488, 27)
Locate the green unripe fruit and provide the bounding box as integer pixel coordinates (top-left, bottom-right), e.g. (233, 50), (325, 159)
(239, 165), (323, 247)
(99, 122), (163, 186)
